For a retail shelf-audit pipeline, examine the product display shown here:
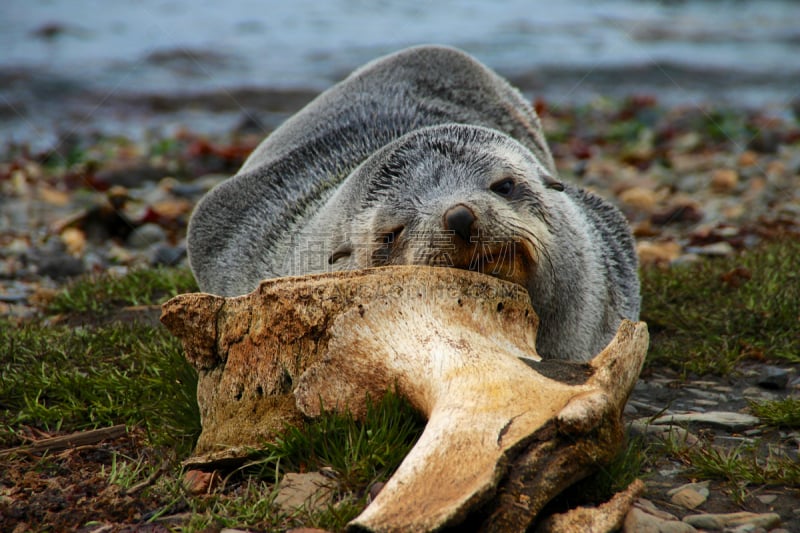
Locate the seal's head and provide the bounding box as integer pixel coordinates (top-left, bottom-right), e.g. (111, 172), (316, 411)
(319, 124), (565, 291)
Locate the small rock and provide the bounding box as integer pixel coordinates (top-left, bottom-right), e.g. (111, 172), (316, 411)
(738, 150), (759, 167)
(619, 186), (658, 213)
(668, 482), (709, 510)
(274, 472), (337, 513)
(629, 419), (699, 445)
(710, 168), (739, 193)
(95, 160), (168, 187)
(743, 387), (779, 401)
(650, 411), (760, 432)
(756, 494), (778, 505)
(183, 469), (216, 494)
(682, 511), (781, 530)
(127, 223), (167, 249)
(625, 506), (697, 533)
(151, 244), (186, 266)
(684, 388), (728, 403)
(637, 240), (682, 266)
(38, 253), (85, 279)
(651, 203), (704, 226)
(60, 227), (87, 256)
(756, 366), (791, 390)
(685, 241), (735, 257)
(634, 498), (680, 521)
(672, 132), (702, 153)
(369, 481), (385, 502)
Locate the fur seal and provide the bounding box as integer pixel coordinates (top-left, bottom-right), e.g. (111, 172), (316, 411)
(187, 45), (640, 361)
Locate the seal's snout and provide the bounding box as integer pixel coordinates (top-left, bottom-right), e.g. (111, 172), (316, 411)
(444, 204), (477, 242)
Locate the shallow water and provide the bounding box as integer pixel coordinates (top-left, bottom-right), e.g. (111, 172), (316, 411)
(3, 0), (799, 148)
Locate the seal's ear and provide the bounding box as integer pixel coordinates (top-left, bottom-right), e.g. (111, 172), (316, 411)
(543, 175), (565, 191)
(328, 243), (353, 265)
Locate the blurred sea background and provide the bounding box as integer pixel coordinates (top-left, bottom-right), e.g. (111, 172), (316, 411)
(2, 0), (799, 150)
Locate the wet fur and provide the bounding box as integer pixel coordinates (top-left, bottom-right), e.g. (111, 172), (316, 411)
(187, 45), (640, 360)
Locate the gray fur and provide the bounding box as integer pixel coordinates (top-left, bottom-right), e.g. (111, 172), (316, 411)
(187, 45), (640, 361)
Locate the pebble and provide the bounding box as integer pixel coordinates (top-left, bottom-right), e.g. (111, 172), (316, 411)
(738, 150), (759, 167)
(684, 241), (735, 257)
(637, 240), (682, 265)
(757, 494), (778, 505)
(756, 366), (791, 390)
(624, 501), (697, 532)
(619, 186), (659, 213)
(127, 223), (167, 249)
(710, 168), (739, 193)
(37, 253), (85, 279)
(743, 387), (779, 401)
(182, 469), (216, 494)
(649, 411), (760, 432)
(650, 202), (704, 226)
(668, 481), (710, 510)
(60, 227), (87, 256)
(273, 472), (337, 513)
(151, 244), (186, 266)
(629, 419), (700, 446)
(682, 511), (781, 530)
(684, 388), (728, 403)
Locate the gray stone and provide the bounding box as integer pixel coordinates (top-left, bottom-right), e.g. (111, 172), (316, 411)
(629, 419), (699, 446)
(682, 511), (781, 530)
(685, 241), (734, 257)
(151, 244), (186, 266)
(668, 481), (709, 510)
(756, 494), (777, 505)
(37, 253), (85, 279)
(684, 388), (728, 402)
(634, 498), (679, 521)
(273, 472), (337, 513)
(743, 387), (779, 401)
(127, 222), (167, 249)
(624, 506), (697, 533)
(650, 411), (760, 432)
(756, 366), (791, 390)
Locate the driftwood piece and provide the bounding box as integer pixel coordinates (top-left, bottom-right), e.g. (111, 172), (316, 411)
(161, 265), (648, 531)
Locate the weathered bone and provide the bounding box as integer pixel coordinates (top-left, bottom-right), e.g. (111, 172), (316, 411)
(161, 265), (648, 531)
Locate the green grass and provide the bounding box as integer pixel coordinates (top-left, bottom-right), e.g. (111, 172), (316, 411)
(685, 442), (800, 504)
(0, 320), (200, 452)
(249, 393), (423, 489)
(47, 266), (198, 314)
(640, 238), (800, 375)
(686, 442), (800, 487)
(749, 398), (800, 429)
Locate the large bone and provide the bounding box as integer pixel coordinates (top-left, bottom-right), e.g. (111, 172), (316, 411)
(161, 265), (648, 531)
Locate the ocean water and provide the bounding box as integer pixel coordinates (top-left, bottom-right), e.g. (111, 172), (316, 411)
(2, 0), (799, 148)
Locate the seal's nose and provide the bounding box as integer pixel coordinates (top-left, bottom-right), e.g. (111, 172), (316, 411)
(444, 204), (477, 242)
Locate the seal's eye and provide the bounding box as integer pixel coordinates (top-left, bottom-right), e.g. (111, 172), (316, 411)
(490, 178), (515, 197)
